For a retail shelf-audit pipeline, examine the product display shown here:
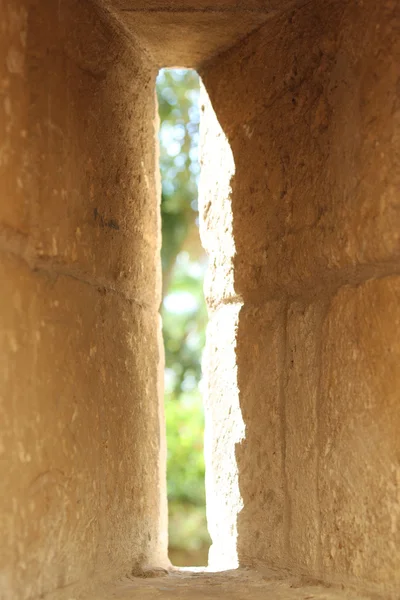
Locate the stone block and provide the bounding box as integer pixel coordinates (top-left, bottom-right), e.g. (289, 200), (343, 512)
(285, 301), (322, 573)
(203, 302), (244, 569)
(201, 0), (400, 302)
(0, 0), (30, 235)
(199, 82), (236, 307)
(24, 0), (160, 305)
(0, 252), (165, 598)
(235, 302), (287, 568)
(319, 276), (400, 591)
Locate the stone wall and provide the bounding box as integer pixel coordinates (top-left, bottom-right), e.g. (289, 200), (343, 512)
(1, 0), (399, 597)
(200, 0), (400, 595)
(0, 1), (167, 597)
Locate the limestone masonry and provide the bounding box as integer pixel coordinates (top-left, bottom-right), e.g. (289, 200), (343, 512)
(1, 1), (399, 599)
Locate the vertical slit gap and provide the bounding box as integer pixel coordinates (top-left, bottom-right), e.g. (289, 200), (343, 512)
(156, 68), (211, 567)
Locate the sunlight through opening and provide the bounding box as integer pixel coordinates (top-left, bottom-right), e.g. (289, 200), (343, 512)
(156, 68), (211, 567)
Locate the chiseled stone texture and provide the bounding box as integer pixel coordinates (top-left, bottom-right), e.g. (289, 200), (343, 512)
(0, 253), (166, 599)
(0, 0), (30, 236)
(285, 301), (323, 574)
(235, 303), (287, 569)
(1, 0), (400, 598)
(1, 0), (161, 307)
(200, 0), (400, 303)
(0, 1), (167, 598)
(26, 0), (161, 307)
(203, 303), (244, 570)
(44, 568), (374, 600)
(99, 0), (312, 68)
(319, 277), (400, 593)
(200, 0), (400, 595)
(198, 82), (236, 309)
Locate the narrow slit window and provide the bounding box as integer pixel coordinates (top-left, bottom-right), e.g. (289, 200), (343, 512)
(156, 68), (211, 567)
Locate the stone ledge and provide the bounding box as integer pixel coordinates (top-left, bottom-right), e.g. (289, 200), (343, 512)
(84, 569), (373, 600)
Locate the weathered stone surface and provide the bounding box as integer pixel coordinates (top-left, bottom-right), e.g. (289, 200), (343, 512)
(106, 0), (309, 9)
(0, 0), (162, 307)
(100, 0), (310, 68)
(0, 252), (167, 599)
(1, 0), (400, 597)
(120, 11), (270, 68)
(1, 3), (168, 596)
(25, 0), (161, 306)
(204, 303), (287, 571)
(200, 0), (400, 595)
(235, 302), (287, 569)
(0, 0), (30, 235)
(199, 83), (236, 308)
(285, 301), (322, 574)
(319, 277), (400, 593)
(200, 0), (400, 303)
(44, 568), (373, 600)
(0, 255), (102, 597)
(203, 303), (244, 569)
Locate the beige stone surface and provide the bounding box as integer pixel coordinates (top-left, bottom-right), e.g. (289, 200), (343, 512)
(119, 11), (270, 68)
(45, 569), (373, 600)
(199, 0), (400, 595)
(106, 0), (309, 9)
(0, 0), (30, 235)
(198, 83), (236, 309)
(1, 0), (162, 306)
(235, 303), (287, 569)
(100, 0), (312, 68)
(1, 0), (400, 598)
(0, 1), (167, 597)
(285, 301), (323, 574)
(24, 0), (160, 307)
(0, 252), (167, 599)
(200, 0), (400, 303)
(319, 277), (400, 594)
(202, 303), (244, 569)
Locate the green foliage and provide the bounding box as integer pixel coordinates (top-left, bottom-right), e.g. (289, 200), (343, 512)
(156, 69), (210, 565)
(163, 253), (207, 400)
(165, 390), (205, 505)
(158, 69), (201, 292)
